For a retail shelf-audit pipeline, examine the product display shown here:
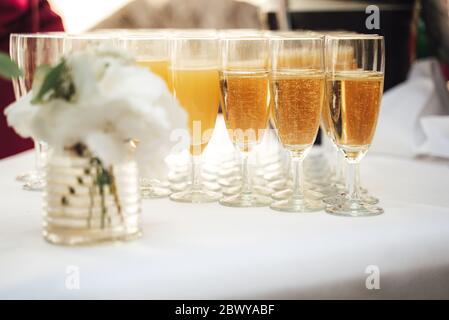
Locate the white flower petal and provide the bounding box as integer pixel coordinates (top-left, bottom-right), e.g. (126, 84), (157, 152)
(4, 93), (37, 138)
(4, 48), (188, 175)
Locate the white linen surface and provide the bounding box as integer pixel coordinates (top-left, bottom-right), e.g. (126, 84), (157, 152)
(1, 148), (449, 299)
(371, 58), (449, 159)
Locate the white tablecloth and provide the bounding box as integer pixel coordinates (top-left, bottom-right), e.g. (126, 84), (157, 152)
(1, 141), (449, 299)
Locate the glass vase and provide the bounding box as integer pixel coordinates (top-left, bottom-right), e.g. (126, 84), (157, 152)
(43, 149), (142, 245)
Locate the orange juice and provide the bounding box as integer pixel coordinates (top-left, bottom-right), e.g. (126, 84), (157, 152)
(171, 67), (220, 155)
(137, 59), (171, 90)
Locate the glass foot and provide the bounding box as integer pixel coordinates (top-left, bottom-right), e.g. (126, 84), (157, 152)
(141, 186), (171, 199)
(323, 192), (379, 205)
(219, 192), (272, 207)
(202, 181), (221, 192)
(218, 166), (239, 178)
(170, 182), (188, 192)
(140, 179), (171, 199)
(272, 188), (325, 201)
(254, 186), (274, 196)
(23, 177), (45, 191)
(263, 170), (284, 182)
(325, 200), (384, 217)
(168, 171), (189, 184)
(270, 198), (324, 213)
(170, 187), (221, 203)
(16, 171), (33, 182)
(268, 179), (290, 191)
(222, 185), (273, 196)
(217, 176), (241, 187)
(221, 185), (241, 196)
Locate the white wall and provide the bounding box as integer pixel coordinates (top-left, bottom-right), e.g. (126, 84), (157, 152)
(48, 0), (134, 32)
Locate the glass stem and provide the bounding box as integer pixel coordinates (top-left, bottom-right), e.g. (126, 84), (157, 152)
(335, 149), (344, 183)
(36, 140), (49, 178)
(346, 161), (361, 202)
(240, 152), (251, 195)
(33, 139), (40, 174)
(291, 153), (304, 201)
(192, 154), (202, 192)
(355, 163), (362, 194)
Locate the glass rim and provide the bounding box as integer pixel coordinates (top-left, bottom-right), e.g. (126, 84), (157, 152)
(118, 33), (168, 40)
(10, 32), (66, 39)
(326, 34), (383, 40)
(269, 34), (325, 41)
(219, 34), (269, 41)
(171, 30), (218, 40)
(268, 30), (324, 39)
(219, 28), (261, 33)
(64, 33), (116, 39)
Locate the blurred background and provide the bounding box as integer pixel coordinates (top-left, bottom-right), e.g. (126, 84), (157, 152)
(46, 0), (420, 91)
(1, 0), (448, 159)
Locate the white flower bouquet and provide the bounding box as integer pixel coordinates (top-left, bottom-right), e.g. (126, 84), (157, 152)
(4, 48), (187, 179)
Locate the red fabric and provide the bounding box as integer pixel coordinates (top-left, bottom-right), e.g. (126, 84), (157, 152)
(0, 0), (64, 159)
(440, 63), (449, 81)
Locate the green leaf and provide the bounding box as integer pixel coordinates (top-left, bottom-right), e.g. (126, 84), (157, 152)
(31, 64), (51, 100)
(31, 60), (65, 104)
(0, 52), (22, 79)
(33, 64), (52, 86)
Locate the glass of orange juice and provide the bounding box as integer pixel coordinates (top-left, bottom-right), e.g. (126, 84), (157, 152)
(169, 31), (221, 203)
(120, 31), (173, 198)
(120, 31), (171, 89)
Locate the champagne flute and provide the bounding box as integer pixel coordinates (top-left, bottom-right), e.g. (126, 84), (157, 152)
(321, 34), (379, 206)
(219, 34), (272, 207)
(120, 31), (173, 198)
(10, 33), (30, 182)
(169, 31), (221, 203)
(10, 33), (65, 190)
(325, 34), (385, 216)
(269, 33), (326, 212)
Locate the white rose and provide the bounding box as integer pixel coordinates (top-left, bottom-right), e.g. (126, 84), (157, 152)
(5, 48), (188, 180)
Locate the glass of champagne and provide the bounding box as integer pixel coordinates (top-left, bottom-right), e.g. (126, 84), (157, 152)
(169, 31), (221, 203)
(269, 33), (326, 212)
(120, 31), (173, 198)
(320, 34), (379, 206)
(325, 34), (385, 216)
(10, 33), (65, 190)
(219, 34), (272, 207)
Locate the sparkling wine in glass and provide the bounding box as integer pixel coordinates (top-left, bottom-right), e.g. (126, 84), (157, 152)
(325, 34), (385, 216)
(269, 33), (326, 212)
(219, 34), (272, 207)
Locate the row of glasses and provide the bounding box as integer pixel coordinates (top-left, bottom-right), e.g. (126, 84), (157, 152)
(217, 31), (385, 214)
(9, 30), (385, 217)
